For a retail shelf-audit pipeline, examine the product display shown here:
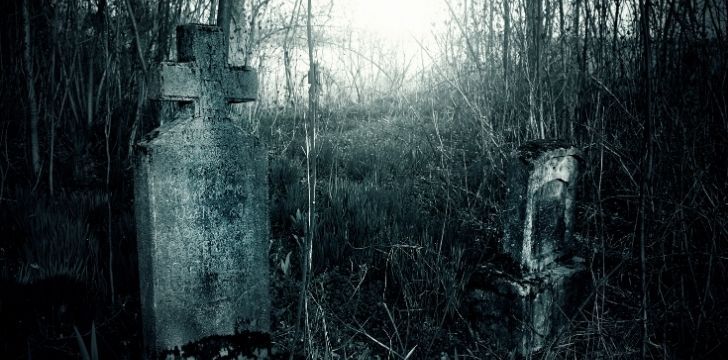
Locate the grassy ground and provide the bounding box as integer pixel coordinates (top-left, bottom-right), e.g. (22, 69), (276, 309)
(264, 105), (502, 358)
(1, 82), (727, 358)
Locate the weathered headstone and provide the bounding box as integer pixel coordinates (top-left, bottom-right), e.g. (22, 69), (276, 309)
(503, 140), (581, 272)
(502, 139), (584, 355)
(134, 24), (269, 356)
(466, 140), (586, 356)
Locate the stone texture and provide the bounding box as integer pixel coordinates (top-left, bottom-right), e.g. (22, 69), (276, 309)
(509, 262), (586, 354)
(467, 140), (586, 356)
(135, 24), (269, 356)
(501, 140), (584, 355)
(147, 25), (257, 110)
(503, 139), (581, 272)
(467, 260), (586, 350)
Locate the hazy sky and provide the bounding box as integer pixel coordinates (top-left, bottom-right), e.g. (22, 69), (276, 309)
(343, 0), (445, 41)
(326, 0), (447, 50)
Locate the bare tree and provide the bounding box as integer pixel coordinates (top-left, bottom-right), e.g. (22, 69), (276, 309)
(638, 0), (653, 356)
(526, 0), (544, 137)
(283, 0), (304, 107)
(503, 0), (511, 82)
(23, 0), (40, 178)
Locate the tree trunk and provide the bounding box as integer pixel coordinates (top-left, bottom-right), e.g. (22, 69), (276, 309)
(245, 0), (268, 66)
(527, 0), (544, 137)
(284, 48), (294, 106)
(209, 0), (219, 24)
(569, 0), (581, 139)
(487, 0), (494, 67)
(87, 52), (94, 129)
(23, 0), (40, 178)
(218, 0), (247, 66)
(283, 0), (303, 108)
(155, 0), (170, 62)
(638, 0), (653, 356)
(503, 0), (511, 80)
(612, 0), (621, 73)
(217, 0), (231, 42)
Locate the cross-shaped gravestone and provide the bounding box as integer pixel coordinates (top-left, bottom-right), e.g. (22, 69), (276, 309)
(135, 24), (269, 356)
(148, 24), (257, 115)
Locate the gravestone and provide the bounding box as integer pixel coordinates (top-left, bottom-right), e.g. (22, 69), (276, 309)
(466, 140), (587, 356)
(503, 139), (581, 272)
(134, 24), (269, 357)
(502, 139), (585, 355)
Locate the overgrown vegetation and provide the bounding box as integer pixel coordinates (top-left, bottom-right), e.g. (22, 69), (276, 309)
(1, 0), (727, 358)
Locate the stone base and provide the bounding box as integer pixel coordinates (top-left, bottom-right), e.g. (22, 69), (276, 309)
(466, 257), (588, 356)
(157, 331), (275, 360)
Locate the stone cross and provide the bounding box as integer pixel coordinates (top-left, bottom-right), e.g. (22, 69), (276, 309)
(135, 24), (269, 357)
(147, 24), (257, 116)
(502, 140), (585, 355)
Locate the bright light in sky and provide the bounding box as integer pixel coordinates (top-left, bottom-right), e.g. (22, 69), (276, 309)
(317, 0), (447, 95)
(342, 0), (444, 42)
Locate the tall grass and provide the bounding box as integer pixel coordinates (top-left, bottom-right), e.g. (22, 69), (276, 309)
(265, 97), (509, 357)
(263, 36), (728, 357)
(1, 188), (104, 285)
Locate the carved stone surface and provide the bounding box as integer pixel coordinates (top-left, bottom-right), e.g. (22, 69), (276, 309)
(134, 24), (269, 356)
(503, 139), (582, 272)
(466, 262), (587, 353)
(468, 140), (586, 356)
(502, 140), (584, 354)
